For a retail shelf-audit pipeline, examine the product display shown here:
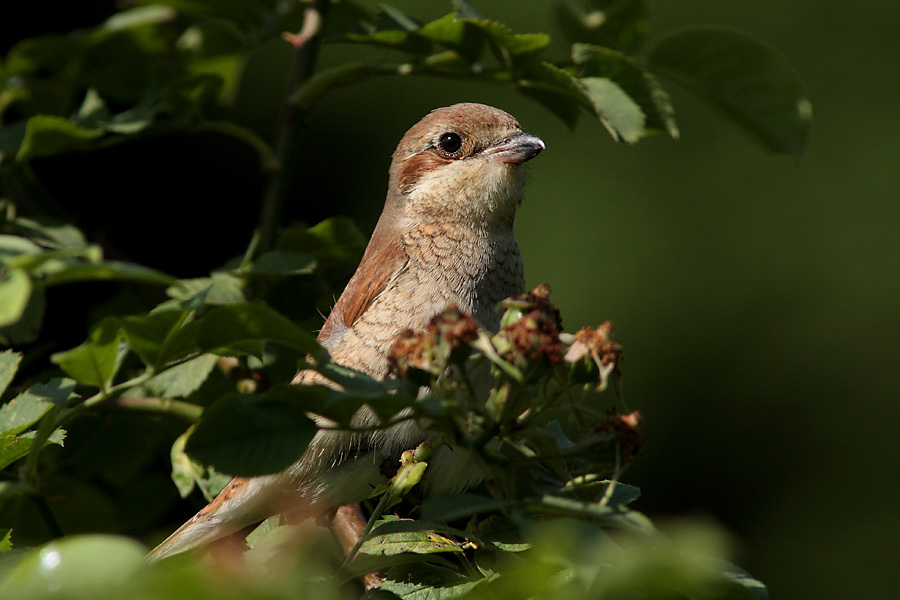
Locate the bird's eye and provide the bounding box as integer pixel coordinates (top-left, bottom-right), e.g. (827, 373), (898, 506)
(437, 132), (463, 156)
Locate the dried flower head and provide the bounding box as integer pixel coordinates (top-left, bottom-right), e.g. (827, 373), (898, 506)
(495, 284), (564, 370)
(565, 322), (622, 366)
(594, 410), (644, 459)
(388, 306), (478, 382)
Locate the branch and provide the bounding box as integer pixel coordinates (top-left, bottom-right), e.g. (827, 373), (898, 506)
(256, 0), (331, 255)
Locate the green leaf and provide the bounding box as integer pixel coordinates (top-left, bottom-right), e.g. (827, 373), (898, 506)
(51, 318), (122, 389)
(2, 244), (99, 271)
(245, 250), (316, 276)
(0, 235), (42, 261)
(120, 309), (192, 368)
(423, 493), (512, 522)
(361, 518), (464, 557)
(0, 529), (11, 552)
(572, 43), (677, 138)
(473, 517), (530, 552)
(0, 481), (33, 506)
(169, 302), (321, 359)
(166, 273), (246, 308)
(580, 77), (646, 143)
(34, 259), (176, 288)
(648, 26), (812, 156)
(275, 217), (366, 274)
(0, 379), (74, 435)
(417, 13), (480, 63)
(465, 20), (550, 58)
(169, 426), (230, 499)
(0, 268), (31, 328)
(0, 535), (146, 597)
(380, 562), (482, 600)
(602, 481), (641, 506)
(709, 558), (770, 600)
(536, 494), (655, 535)
(16, 115), (103, 161)
(518, 61), (593, 128)
(0, 351), (21, 397)
(9, 217), (87, 250)
(184, 388), (318, 476)
(0, 288), (45, 345)
(147, 353), (218, 398)
(0, 428), (65, 470)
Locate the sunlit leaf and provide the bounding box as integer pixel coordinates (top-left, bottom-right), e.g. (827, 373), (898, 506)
(51, 318), (122, 389)
(169, 426), (231, 499)
(147, 353), (219, 398)
(9, 217), (87, 250)
(35, 259), (176, 288)
(580, 77), (645, 143)
(361, 518), (464, 557)
(0, 268), (31, 328)
(16, 115), (103, 161)
(0, 287), (44, 345)
(572, 43), (677, 138)
(165, 273), (246, 308)
(0, 235), (42, 261)
(0, 428), (65, 470)
(0, 350), (21, 397)
(0, 379), (74, 435)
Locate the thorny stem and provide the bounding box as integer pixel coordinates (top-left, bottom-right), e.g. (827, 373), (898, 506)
(256, 0), (330, 255)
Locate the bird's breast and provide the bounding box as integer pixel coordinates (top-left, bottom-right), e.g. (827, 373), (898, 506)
(325, 223), (524, 379)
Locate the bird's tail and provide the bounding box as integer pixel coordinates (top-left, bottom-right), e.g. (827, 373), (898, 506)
(147, 475), (287, 562)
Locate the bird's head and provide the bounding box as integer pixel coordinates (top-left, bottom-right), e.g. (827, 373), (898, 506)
(385, 103), (545, 229)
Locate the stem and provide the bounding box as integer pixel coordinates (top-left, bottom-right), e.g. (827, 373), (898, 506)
(28, 489), (64, 538)
(341, 489), (391, 568)
(597, 444), (622, 508)
(101, 396), (204, 422)
(256, 0), (330, 255)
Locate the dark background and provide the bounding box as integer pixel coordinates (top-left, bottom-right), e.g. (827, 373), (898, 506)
(5, 1), (898, 599)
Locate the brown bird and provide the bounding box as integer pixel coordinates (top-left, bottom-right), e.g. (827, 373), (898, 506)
(147, 102), (544, 561)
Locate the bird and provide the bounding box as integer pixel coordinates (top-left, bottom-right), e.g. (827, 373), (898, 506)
(147, 102), (545, 562)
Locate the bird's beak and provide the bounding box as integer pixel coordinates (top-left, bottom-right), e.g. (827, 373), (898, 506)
(482, 132), (546, 165)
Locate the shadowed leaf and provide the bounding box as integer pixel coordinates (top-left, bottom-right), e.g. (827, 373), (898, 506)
(648, 26), (811, 156)
(185, 389), (317, 476)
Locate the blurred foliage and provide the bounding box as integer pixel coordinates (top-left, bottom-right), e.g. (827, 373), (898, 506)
(0, 0), (812, 597)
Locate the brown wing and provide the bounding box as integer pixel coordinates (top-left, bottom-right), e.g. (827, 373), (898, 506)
(317, 236), (409, 347)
